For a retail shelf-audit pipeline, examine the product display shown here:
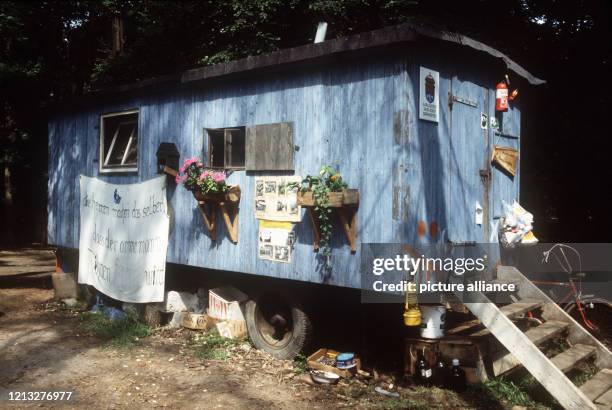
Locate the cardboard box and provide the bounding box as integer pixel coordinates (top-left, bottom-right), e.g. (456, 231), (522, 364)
(216, 319), (247, 339)
(208, 286), (247, 321)
(307, 348), (361, 378)
(182, 313), (217, 330)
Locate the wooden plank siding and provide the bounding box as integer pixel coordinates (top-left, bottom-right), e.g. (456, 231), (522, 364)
(48, 53), (521, 289)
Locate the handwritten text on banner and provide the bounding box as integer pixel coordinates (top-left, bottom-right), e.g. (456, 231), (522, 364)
(78, 175), (170, 303)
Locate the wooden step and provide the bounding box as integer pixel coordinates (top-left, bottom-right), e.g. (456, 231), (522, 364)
(500, 302), (542, 319)
(524, 320), (569, 345)
(485, 278), (520, 289)
(581, 369), (612, 402)
(483, 280), (520, 303)
(550, 344), (597, 373)
(594, 388), (612, 409)
(446, 319), (481, 335)
(466, 302), (545, 338)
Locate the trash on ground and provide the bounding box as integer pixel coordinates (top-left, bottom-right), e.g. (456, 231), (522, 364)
(374, 386), (400, 398)
(91, 304), (126, 321)
(310, 370), (340, 385)
(308, 348), (361, 378)
(215, 319), (247, 339)
(62, 298), (78, 307)
(335, 352), (356, 369)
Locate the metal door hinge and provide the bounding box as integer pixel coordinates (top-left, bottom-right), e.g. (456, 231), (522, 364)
(448, 92), (478, 109)
(479, 169), (491, 182)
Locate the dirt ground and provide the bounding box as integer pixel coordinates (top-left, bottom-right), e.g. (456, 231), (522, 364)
(0, 250), (502, 410)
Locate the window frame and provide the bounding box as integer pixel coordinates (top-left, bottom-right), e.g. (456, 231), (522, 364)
(99, 109), (140, 174)
(205, 126), (246, 170)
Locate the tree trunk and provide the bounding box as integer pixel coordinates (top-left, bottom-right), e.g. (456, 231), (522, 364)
(2, 163), (15, 246)
(111, 13), (124, 56)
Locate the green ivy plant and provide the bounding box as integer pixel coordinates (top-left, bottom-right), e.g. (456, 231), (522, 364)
(289, 166), (347, 273)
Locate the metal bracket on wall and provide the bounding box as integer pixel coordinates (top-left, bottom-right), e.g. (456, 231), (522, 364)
(479, 169), (491, 184)
(448, 92), (478, 109)
(494, 131), (520, 139)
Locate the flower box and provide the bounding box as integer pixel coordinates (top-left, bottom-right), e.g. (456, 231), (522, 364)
(296, 189), (359, 253)
(296, 189), (359, 208)
(193, 185), (241, 204)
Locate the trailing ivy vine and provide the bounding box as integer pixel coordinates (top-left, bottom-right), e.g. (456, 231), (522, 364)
(290, 166), (347, 273)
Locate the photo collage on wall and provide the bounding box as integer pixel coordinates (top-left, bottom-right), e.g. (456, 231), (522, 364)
(254, 176), (301, 222)
(255, 176), (302, 263)
(258, 220), (296, 263)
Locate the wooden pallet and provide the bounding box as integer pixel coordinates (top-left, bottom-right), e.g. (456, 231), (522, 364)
(453, 266), (612, 410)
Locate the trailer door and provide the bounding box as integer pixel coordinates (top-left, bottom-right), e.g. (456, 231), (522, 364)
(448, 77), (491, 244)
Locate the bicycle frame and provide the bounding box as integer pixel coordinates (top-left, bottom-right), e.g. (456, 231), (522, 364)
(537, 243), (598, 331)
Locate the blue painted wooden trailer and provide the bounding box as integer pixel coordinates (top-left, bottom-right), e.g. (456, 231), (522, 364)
(48, 23), (543, 357)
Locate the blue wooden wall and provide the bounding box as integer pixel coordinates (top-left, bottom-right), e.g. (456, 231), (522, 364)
(48, 52), (521, 289)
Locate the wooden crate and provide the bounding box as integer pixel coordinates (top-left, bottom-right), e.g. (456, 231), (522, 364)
(404, 337), (487, 385)
(182, 313), (217, 330)
(307, 348), (361, 378)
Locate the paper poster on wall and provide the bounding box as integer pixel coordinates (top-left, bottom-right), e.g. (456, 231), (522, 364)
(419, 67), (440, 123)
(78, 175), (170, 303)
(254, 176), (301, 222)
(258, 220), (295, 263)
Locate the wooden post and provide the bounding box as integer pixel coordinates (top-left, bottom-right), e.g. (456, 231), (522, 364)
(111, 13), (124, 56)
(1, 164), (15, 245)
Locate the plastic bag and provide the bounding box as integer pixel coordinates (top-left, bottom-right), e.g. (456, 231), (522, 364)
(500, 200), (537, 245)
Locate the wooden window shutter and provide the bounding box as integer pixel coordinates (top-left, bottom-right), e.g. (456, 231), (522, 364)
(245, 122), (294, 171)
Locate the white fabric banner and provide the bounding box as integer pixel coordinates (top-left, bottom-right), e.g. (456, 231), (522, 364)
(78, 175), (169, 303)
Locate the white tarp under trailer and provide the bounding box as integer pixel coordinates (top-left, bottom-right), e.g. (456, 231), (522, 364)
(78, 175), (170, 303)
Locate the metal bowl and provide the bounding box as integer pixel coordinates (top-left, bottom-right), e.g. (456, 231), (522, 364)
(310, 370), (340, 384)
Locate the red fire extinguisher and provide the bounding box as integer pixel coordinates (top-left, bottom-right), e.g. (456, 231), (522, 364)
(496, 81), (509, 112)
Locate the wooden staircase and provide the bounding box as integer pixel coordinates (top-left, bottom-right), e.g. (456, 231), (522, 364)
(451, 266), (612, 409)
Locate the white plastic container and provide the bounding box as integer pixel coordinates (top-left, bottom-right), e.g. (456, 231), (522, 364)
(419, 305), (446, 339)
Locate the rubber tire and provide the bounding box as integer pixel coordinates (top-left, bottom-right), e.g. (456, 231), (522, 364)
(564, 297), (612, 315)
(245, 293), (312, 360)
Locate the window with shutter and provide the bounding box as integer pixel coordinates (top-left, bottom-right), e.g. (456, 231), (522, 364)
(245, 122), (294, 171)
(206, 127), (246, 169)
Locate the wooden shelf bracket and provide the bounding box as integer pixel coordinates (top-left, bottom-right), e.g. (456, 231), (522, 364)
(337, 207), (358, 253)
(197, 202), (217, 241)
(298, 189), (359, 253)
(194, 185), (241, 244)
(219, 202), (239, 243)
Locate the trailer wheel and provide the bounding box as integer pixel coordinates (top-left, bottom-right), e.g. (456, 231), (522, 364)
(245, 292), (312, 360)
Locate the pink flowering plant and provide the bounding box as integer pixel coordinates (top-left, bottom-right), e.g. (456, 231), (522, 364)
(175, 157), (227, 195)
